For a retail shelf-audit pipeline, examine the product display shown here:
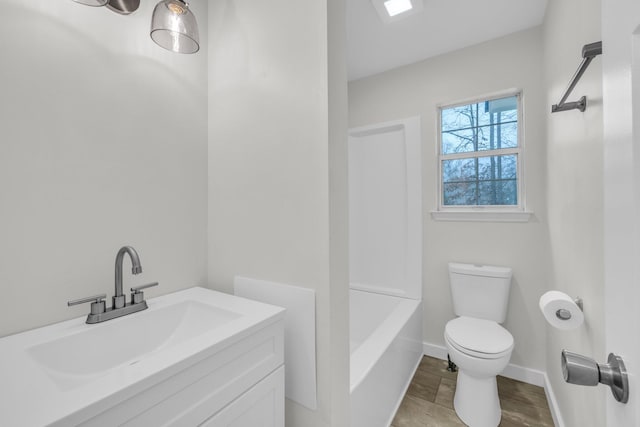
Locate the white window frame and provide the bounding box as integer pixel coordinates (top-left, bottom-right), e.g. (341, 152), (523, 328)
(431, 90), (532, 222)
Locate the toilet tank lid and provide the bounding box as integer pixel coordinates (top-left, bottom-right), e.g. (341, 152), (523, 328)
(448, 262), (512, 278)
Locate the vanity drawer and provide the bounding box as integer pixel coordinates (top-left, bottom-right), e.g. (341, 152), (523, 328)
(74, 320), (284, 427)
(199, 366), (284, 427)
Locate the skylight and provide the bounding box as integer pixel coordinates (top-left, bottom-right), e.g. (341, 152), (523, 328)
(372, 0), (423, 24)
(383, 0), (413, 17)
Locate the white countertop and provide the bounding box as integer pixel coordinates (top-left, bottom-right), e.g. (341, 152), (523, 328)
(0, 287), (284, 426)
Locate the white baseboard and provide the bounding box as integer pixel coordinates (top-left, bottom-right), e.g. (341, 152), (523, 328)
(422, 341), (545, 387)
(422, 341), (449, 360)
(543, 373), (565, 427)
(502, 363), (545, 388)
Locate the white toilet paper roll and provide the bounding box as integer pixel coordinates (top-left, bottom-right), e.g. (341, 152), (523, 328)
(539, 291), (584, 330)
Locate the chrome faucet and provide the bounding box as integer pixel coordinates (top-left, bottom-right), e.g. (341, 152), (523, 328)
(113, 246), (142, 309)
(68, 246), (158, 324)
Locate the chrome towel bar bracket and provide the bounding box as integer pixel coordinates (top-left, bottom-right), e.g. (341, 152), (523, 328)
(551, 41), (603, 113)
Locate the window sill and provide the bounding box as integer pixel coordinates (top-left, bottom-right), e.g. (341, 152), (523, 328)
(430, 210), (533, 223)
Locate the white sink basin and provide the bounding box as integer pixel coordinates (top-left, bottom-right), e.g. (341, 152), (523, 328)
(28, 300), (241, 390)
(0, 287), (285, 426)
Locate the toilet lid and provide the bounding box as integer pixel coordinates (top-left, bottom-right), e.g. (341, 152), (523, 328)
(445, 317), (514, 357)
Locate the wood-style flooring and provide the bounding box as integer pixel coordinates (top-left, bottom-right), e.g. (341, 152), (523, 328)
(391, 356), (555, 427)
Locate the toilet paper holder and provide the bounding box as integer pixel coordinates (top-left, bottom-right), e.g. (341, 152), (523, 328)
(561, 349), (629, 403)
(555, 297), (583, 320)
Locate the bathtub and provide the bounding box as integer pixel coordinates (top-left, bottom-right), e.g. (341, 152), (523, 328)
(350, 289), (423, 427)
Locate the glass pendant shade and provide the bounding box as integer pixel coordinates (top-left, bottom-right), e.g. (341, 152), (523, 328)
(150, 0), (200, 54)
(72, 0), (109, 6)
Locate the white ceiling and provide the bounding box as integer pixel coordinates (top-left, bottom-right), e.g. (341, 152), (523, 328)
(347, 0), (548, 81)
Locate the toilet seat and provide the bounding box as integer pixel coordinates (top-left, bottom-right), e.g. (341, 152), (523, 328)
(445, 316), (513, 360)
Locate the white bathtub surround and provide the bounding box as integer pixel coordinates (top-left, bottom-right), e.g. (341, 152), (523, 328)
(348, 116), (423, 300)
(233, 276), (317, 410)
(348, 116), (423, 426)
(0, 287), (285, 426)
(350, 289), (423, 427)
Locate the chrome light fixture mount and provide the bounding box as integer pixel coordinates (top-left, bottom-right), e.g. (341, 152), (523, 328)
(70, 0), (199, 54)
(106, 0), (141, 15)
(72, 0), (109, 6)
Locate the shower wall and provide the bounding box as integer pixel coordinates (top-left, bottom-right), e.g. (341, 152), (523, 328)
(348, 118), (422, 300)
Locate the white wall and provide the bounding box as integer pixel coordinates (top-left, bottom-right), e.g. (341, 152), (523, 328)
(207, 0), (349, 425)
(0, 0), (208, 337)
(349, 28), (549, 371)
(542, 0), (606, 425)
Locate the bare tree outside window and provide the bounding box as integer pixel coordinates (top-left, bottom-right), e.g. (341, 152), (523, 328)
(440, 95), (520, 206)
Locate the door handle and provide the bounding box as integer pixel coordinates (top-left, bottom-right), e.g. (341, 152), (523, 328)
(561, 350), (629, 403)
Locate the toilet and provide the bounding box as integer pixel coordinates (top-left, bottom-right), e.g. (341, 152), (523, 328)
(444, 262), (514, 427)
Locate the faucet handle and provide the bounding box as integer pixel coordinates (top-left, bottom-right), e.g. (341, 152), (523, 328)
(130, 282), (158, 304)
(68, 294), (107, 315)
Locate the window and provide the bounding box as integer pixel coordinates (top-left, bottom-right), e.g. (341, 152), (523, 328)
(437, 92), (525, 218)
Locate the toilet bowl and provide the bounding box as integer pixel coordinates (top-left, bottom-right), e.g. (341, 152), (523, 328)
(445, 263), (513, 427)
(445, 316), (513, 427)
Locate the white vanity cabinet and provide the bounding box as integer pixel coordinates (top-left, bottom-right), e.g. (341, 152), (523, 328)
(0, 287), (285, 427)
(74, 319), (285, 427)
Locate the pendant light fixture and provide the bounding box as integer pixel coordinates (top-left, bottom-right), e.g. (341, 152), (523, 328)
(70, 0), (200, 55)
(150, 0), (200, 54)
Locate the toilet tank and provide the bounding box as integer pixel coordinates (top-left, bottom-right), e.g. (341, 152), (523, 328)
(448, 262), (513, 323)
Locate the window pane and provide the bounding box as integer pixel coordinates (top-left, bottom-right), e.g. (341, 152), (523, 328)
(442, 154), (518, 206)
(496, 121), (518, 149)
(441, 104), (480, 132)
(485, 96), (517, 116)
(442, 158), (477, 183)
(477, 180), (517, 205)
(501, 179), (518, 205)
(442, 128), (476, 154)
(441, 95), (518, 154)
(498, 154), (517, 179)
(443, 182), (477, 205)
(477, 155), (517, 180)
